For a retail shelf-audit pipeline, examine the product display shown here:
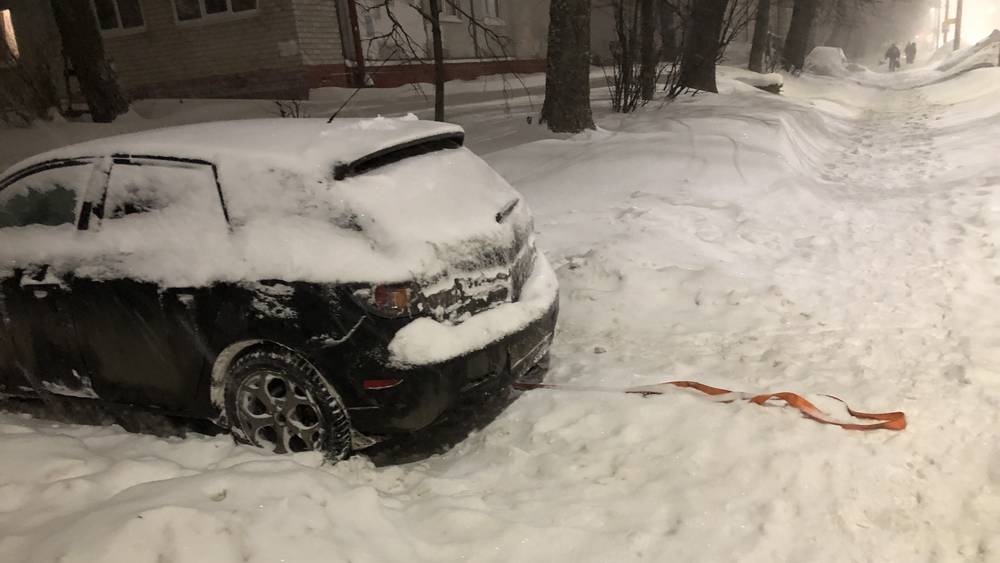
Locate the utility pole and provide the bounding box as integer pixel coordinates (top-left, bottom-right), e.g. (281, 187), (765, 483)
(942, 0), (950, 47)
(953, 0), (963, 50)
(934, 0), (941, 49)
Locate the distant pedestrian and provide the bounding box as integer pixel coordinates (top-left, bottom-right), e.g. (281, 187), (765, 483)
(885, 43), (902, 71)
(905, 42), (917, 64)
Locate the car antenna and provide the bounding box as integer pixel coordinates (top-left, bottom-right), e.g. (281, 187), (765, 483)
(328, 48), (401, 123)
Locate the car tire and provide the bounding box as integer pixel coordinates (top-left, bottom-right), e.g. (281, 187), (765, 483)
(224, 347), (352, 461)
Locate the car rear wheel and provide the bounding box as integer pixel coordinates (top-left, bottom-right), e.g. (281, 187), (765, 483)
(224, 348), (352, 461)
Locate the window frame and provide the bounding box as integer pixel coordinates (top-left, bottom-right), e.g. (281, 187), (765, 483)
(0, 158), (100, 231)
(171, 0), (259, 26)
(91, 0), (146, 38)
(97, 154), (231, 228)
(440, 0), (461, 22)
(482, 0), (502, 23)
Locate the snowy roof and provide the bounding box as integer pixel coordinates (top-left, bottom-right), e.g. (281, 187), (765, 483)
(1, 117), (465, 180)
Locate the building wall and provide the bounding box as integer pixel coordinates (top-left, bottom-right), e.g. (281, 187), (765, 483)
(4, 0), (549, 101)
(353, 0), (548, 87)
(104, 0), (307, 99)
(503, 0), (549, 60)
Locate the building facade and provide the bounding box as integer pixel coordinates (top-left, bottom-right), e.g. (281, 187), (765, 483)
(1, 0), (549, 100)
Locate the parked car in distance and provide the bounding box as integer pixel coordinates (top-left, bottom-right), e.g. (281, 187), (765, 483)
(0, 117), (559, 460)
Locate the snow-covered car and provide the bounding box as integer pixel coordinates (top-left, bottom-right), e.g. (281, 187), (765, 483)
(0, 117), (558, 460)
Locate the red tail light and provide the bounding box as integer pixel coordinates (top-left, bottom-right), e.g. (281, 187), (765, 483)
(351, 283), (419, 318)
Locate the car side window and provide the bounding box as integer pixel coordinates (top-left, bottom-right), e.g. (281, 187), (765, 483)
(0, 164), (92, 229)
(103, 160), (226, 228)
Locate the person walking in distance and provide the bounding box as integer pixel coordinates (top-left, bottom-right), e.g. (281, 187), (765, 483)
(905, 42), (917, 65)
(885, 43), (902, 71)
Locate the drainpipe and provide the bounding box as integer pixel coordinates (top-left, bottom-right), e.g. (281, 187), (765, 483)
(943, 0), (950, 47)
(934, 0), (941, 49)
(953, 0), (963, 50)
(345, 0), (367, 86)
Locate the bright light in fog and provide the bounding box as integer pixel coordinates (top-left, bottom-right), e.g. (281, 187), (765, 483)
(961, 0), (1000, 45)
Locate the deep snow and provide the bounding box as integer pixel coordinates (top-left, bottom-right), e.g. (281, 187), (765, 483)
(5, 53), (1000, 561)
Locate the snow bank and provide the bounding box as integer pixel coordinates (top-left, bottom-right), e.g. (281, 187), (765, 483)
(935, 29), (1000, 75)
(717, 66), (784, 93)
(9, 57), (1000, 563)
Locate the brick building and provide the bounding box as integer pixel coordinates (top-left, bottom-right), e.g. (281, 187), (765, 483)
(0, 0), (549, 100)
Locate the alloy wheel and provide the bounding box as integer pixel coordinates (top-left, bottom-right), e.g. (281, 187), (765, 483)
(234, 371), (327, 454)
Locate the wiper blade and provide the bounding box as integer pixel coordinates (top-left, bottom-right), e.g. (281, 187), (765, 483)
(495, 198), (519, 224)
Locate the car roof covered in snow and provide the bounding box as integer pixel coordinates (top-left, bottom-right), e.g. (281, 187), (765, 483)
(1, 117), (465, 181)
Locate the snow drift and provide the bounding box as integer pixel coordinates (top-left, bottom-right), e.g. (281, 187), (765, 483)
(7, 63), (1000, 562)
(935, 29), (1000, 75)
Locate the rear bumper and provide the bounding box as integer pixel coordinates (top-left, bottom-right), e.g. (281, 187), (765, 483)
(349, 255), (559, 435)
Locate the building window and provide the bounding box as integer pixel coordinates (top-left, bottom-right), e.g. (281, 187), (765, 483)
(92, 0), (145, 32)
(0, 10), (18, 63)
(483, 0), (500, 18)
(173, 0), (258, 21)
(442, 1), (458, 16)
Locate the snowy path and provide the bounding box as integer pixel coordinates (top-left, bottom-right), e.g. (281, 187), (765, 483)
(6, 61), (1000, 562)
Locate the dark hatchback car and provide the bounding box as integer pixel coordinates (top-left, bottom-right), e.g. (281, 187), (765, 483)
(0, 118), (558, 460)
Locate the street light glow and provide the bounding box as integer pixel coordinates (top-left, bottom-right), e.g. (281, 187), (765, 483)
(960, 0), (1000, 44)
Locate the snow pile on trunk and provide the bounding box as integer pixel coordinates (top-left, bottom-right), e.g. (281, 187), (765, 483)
(803, 46), (851, 76)
(389, 253), (558, 366)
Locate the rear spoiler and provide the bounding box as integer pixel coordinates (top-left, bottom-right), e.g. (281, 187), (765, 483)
(332, 132), (465, 181)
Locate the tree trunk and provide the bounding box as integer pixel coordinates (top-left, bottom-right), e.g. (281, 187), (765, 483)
(638, 0), (657, 100)
(749, 0), (770, 72)
(824, 0), (851, 50)
(49, 0), (128, 122)
(657, 0), (677, 61)
(677, 0), (728, 93)
(541, 0), (595, 133)
(782, 0), (818, 71)
(428, 0), (446, 121)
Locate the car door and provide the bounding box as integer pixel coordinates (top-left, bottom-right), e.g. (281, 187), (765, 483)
(0, 160), (98, 398)
(69, 156), (229, 413)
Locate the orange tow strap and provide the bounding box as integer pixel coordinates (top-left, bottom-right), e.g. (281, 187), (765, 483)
(513, 380), (907, 431)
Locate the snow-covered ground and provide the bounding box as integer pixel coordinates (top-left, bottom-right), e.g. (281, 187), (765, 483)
(5, 48), (1000, 561)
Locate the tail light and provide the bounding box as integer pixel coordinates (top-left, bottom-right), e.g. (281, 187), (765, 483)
(352, 283), (420, 318)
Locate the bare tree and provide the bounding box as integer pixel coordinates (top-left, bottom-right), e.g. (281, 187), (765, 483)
(677, 0), (728, 92)
(48, 0), (128, 122)
(541, 0), (595, 132)
(428, 0), (445, 121)
(638, 0), (658, 100)
(749, 0), (771, 72)
(604, 0), (666, 111)
(347, 1), (525, 123)
(782, 0), (819, 71)
(658, 0), (679, 61)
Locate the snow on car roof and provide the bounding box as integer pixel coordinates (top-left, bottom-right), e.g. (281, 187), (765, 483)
(1, 116), (465, 180)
